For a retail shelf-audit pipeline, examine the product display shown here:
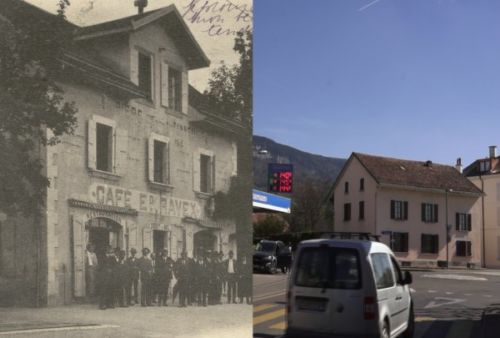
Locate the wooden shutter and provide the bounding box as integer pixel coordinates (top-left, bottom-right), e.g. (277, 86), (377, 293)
(433, 235), (439, 253)
(231, 142), (237, 176)
(148, 137), (154, 182)
(456, 213), (460, 231)
(192, 151), (200, 192)
(181, 71), (188, 114)
(72, 216), (86, 297)
(421, 204), (425, 222)
(130, 48), (139, 85)
(467, 241), (472, 256)
(161, 62), (169, 107)
(403, 202), (408, 220)
(390, 200), (395, 219)
(87, 119), (96, 170)
(165, 142), (170, 184)
(210, 155), (216, 193)
(404, 233), (409, 252)
(433, 204), (439, 223)
(467, 214), (472, 231)
(114, 128), (128, 176)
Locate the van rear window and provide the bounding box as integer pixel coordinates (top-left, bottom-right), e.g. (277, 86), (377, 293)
(295, 247), (361, 289)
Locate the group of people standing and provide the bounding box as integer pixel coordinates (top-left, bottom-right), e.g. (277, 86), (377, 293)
(85, 244), (251, 310)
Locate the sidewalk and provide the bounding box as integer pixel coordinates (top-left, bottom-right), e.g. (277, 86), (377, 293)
(0, 303), (252, 337)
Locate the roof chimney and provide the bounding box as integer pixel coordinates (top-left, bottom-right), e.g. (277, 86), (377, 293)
(134, 0), (148, 14)
(489, 145), (497, 159)
(455, 158), (463, 174)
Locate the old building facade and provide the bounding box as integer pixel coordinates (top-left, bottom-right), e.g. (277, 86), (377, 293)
(0, 3), (246, 306)
(333, 153), (483, 268)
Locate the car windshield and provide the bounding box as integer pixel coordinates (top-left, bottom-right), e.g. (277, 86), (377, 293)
(295, 247), (361, 289)
(256, 242), (276, 253)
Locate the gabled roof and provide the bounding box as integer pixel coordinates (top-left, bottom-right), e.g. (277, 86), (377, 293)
(336, 152), (482, 195)
(463, 157), (500, 177)
(74, 5), (210, 70)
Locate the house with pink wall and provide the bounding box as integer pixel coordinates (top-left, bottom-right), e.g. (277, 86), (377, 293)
(333, 153), (483, 268)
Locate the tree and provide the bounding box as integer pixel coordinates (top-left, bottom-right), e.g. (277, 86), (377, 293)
(0, 0), (77, 216)
(254, 215), (287, 240)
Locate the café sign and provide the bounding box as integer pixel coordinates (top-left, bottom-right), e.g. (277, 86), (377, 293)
(89, 183), (202, 220)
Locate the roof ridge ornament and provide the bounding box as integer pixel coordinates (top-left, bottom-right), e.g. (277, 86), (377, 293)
(134, 0), (148, 14)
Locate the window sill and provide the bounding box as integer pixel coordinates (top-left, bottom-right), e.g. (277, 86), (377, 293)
(164, 107), (186, 118)
(195, 191), (214, 200)
(88, 169), (121, 181)
(148, 181), (174, 192)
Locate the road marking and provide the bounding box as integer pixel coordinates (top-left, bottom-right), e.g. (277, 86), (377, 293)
(410, 288), (416, 293)
(444, 320), (474, 338)
(483, 295), (493, 298)
(254, 290), (286, 301)
(422, 274), (487, 281)
(424, 297), (466, 309)
(428, 290), (437, 293)
(254, 309), (286, 326)
(269, 321), (286, 330)
(254, 304), (278, 313)
(464, 293), (472, 296)
(471, 271), (500, 276)
(0, 324), (119, 335)
(445, 292), (454, 295)
(415, 316), (435, 322)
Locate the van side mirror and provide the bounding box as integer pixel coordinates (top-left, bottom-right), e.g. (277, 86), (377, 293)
(402, 271), (412, 285)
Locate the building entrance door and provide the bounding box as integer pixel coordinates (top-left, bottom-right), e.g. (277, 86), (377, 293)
(153, 230), (166, 254)
(193, 230), (217, 257)
(86, 218), (122, 263)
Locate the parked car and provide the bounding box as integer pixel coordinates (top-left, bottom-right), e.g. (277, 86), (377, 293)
(253, 240), (291, 273)
(286, 237), (414, 338)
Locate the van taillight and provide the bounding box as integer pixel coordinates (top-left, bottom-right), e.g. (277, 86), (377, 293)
(364, 297), (376, 320)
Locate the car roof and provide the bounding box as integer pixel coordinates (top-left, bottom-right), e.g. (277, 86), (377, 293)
(297, 238), (392, 255)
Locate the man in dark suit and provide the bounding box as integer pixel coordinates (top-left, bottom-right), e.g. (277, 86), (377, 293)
(156, 249), (173, 306)
(225, 250), (238, 304)
(174, 251), (189, 307)
(127, 248), (140, 305)
(98, 246), (117, 309)
(138, 247), (153, 306)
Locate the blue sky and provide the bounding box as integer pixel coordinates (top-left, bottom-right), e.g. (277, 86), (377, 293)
(253, 0), (500, 166)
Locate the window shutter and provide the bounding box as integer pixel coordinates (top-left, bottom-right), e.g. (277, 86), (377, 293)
(467, 241), (472, 256)
(404, 233), (409, 252)
(390, 200), (395, 219)
(421, 204), (425, 222)
(231, 142), (237, 176)
(403, 201), (408, 220)
(456, 213), (460, 231)
(181, 71), (188, 114)
(192, 151), (200, 192)
(148, 137), (154, 182)
(467, 214), (472, 231)
(434, 204), (439, 223)
(165, 142), (170, 184)
(114, 128), (128, 176)
(161, 62), (169, 107)
(130, 48), (139, 85)
(87, 119), (97, 170)
(71, 216), (86, 297)
(210, 155), (216, 193)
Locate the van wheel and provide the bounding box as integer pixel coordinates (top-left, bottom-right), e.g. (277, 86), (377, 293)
(402, 305), (415, 338)
(380, 319), (390, 338)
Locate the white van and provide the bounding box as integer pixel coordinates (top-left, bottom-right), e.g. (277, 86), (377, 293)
(286, 238), (414, 338)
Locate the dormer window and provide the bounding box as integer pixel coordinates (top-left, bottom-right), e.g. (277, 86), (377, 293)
(168, 67), (182, 112)
(138, 51), (153, 100)
(479, 160), (491, 173)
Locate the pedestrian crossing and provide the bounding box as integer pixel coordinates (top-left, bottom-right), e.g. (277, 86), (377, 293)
(253, 303), (481, 338)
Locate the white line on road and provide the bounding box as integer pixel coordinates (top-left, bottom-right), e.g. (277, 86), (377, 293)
(483, 295), (493, 298)
(445, 292), (454, 295)
(254, 290), (286, 301)
(428, 290), (437, 293)
(410, 288), (416, 293)
(464, 293), (472, 296)
(424, 297), (466, 309)
(0, 324), (119, 335)
(422, 274), (488, 281)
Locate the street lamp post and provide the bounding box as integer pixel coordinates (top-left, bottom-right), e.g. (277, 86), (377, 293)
(445, 189), (449, 268)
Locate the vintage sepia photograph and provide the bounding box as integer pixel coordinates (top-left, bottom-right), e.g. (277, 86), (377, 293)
(0, 0), (253, 337)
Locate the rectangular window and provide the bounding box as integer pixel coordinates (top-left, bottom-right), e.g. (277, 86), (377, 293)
(360, 178), (364, 191)
(295, 247), (361, 290)
(421, 234), (439, 254)
(371, 253), (395, 289)
(343, 203), (351, 221)
(96, 123), (113, 172)
(200, 154), (213, 193)
(480, 160), (491, 173)
(391, 200), (408, 220)
(455, 213), (472, 232)
(344, 182), (349, 194)
(138, 52), (152, 100)
(359, 201), (365, 220)
(392, 232), (409, 253)
(421, 203), (438, 223)
(153, 140), (167, 183)
(168, 67), (182, 112)
(456, 240), (472, 257)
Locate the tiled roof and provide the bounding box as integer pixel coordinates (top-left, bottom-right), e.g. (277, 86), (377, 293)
(463, 157), (500, 177)
(353, 152), (482, 194)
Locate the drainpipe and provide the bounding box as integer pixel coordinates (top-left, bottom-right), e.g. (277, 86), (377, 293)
(480, 175), (486, 268)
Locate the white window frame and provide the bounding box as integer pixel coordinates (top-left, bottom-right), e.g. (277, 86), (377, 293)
(131, 47), (155, 102)
(194, 148), (215, 194)
(89, 115), (116, 174)
(148, 133), (170, 185)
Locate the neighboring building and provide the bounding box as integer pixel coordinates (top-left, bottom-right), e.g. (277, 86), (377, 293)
(0, 2), (247, 306)
(464, 146), (500, 268)
(333, 153), (482, 268)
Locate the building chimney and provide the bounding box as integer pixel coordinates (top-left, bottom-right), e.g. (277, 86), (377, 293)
(134, 0), (148, 14)
(455, 158), (463, 174)
(489, 145), (497, 159)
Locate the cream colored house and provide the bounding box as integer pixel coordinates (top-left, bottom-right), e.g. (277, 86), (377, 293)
(465, 146), (500, 268)
(333, 153), (483, 268)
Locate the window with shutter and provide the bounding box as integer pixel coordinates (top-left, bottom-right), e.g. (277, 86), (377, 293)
(138, 51), (153, 100)
(89, 115), (116, 174)
(195, 149), (215, 194)
(168, 67), (182, 112)
(160, 61), (169, 107)
(359, 201), (364, 220)
(391, 200), (408, 220)
(422, 203), (439, 223)
(344, 203), (351, 221)
(148, 133), (170, 184)
(421, 234), (439, 254)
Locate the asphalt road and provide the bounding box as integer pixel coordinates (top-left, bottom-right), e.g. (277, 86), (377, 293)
(253, 269), (500, 338)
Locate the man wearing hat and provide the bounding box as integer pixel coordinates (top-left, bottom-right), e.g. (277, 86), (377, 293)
(127, 248), (140, 305)
(225, 250), (238, 304)
(156, 249), (173, 306)
(138, 247), (153, 306)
